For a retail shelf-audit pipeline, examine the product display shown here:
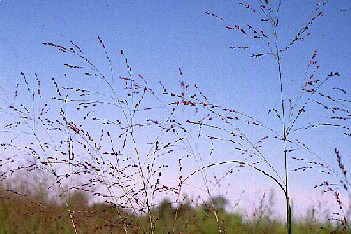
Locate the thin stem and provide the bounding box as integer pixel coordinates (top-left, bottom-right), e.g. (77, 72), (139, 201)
(278, 53), (291, 234)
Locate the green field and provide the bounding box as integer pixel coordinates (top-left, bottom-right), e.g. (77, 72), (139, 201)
(0, 176), (347, 234)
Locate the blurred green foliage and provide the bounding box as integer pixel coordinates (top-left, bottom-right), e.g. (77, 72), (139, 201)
(0, 177), (346, 234)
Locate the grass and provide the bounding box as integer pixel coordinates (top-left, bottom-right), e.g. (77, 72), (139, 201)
(0, 1), (350, 233)
(0, 175), (346, 233)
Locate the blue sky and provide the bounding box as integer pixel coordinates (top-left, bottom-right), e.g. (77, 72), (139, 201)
(1, 0), (351, 217)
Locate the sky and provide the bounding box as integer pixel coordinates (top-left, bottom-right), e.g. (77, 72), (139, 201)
(1, 0), (351, 219)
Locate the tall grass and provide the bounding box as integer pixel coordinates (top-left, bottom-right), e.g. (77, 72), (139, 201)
(0, 1), (349, 233)
(188, 1), (349, 233)
(0, 175), (344, 233)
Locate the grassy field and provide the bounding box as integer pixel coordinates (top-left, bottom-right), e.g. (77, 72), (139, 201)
(0, 1), (350, 233)
(0, 176), (347, 234)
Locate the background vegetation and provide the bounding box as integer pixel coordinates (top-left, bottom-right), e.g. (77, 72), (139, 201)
(0, 174), (344, 233)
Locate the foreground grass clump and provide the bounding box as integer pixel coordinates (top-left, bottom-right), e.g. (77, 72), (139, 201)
(0, 1), (349, 233)
(0, 175), (346, 234)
